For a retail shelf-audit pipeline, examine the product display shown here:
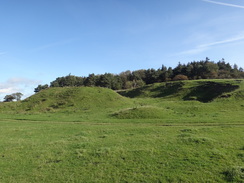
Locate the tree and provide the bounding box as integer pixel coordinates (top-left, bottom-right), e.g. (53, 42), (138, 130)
(34, 84), (49, 93)
(4, 95), (16, 102)
(84, 74), (98, 86)
(173, 62), (184, 76)
(12, 92), (23, 101)
(132, 69), (146, 81)
(50, 75), (85, 87)
(119, 70), (132, 89)
(97, 73), (114, 88)
(167, 67), (173, 80)
(144, 69), (161, 84)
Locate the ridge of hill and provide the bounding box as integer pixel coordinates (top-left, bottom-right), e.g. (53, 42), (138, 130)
(16, 87), (132, 113)
(118, 79), (244, 102)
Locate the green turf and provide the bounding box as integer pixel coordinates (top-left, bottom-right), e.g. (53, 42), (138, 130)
(0, 79), (243, 182)
(0, 121), (243, 182)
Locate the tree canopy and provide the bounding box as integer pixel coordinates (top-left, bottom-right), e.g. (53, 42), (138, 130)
(3, 92), (23, 102)
(35, 58), (244, 92)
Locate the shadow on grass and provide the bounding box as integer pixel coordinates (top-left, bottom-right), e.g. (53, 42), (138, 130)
(151, 82), (184, 98)
(183, 81), (239, 103)
(118, 82), (184, 98)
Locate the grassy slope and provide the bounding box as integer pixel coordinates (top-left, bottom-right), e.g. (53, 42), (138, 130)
(0, 86), (133, 121)
(0, 79), (243, 182)
(0, 79), (243, 123)
(114, 79), (244, 123)
(118, 79), (243, 101)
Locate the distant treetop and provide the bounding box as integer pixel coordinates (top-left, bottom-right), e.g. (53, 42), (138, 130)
(34, 58), (244, 92)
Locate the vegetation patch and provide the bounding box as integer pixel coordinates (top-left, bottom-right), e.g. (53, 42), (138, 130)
(183, 81), (239, 102)
(112, 106), (168, 119)
(222, 166), (244, 182)
(119, 79), (242, 103)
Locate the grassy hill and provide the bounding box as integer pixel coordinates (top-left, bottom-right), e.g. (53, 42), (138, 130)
(0, 79), (243, 182)
(118, 79), (243, 102)
(0, 79), (243, 122)
(0, 87), (133, 121)
(113, 79), (244, 121)
(21, 87), (132, 112)
(0, 87), (131, 112)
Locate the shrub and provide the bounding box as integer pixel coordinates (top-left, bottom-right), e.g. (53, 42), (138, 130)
(223, 166), (244, 182)
(173, 74), (189, 81)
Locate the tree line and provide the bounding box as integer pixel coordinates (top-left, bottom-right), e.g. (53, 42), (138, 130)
(35, 58), (244, 92)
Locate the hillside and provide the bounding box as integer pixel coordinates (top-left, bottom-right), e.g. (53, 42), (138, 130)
(112, 79), (244, 121)
(0, 80), (243, 182)
(118, 79), (244, 102)
(1, 87), (132, 113)
(0, 79), (243, 122)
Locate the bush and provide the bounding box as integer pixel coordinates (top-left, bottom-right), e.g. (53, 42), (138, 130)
(173, 74), (189, 81)
(223, 166), (244, 182)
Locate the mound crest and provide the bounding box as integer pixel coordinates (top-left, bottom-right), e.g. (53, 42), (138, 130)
(21, 87), (130, 112)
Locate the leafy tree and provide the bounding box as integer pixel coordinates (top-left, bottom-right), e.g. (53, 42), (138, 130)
(167, 67), (173, 80)
(12, 92), (23, 101)
(144, 69), (161, 84)
(202, 61), (219, 79)
(84, 74), (98, 86)
(119, 70), (132, 89)
(173, 62), (184, 76)
(112, 75), (123, 90)
(97, 73), (114, 88)
(34, 84), (49, 93)
(4, 95), (16, 102)
(134, 79), (145, 88)
(132, 70), (146, 81)
(124, 81), (133, 89)
(50, 75), (85, 87)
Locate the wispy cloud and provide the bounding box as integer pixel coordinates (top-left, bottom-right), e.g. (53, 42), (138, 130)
(199, 34), (244, 47)
(0, 52), (6, 55)
(179, 33), (244, 55)
(0, 77), (41, 100)
(7, 78), (41, 87)
(31, 38), (79, 52)
(202, 0), (244, 9)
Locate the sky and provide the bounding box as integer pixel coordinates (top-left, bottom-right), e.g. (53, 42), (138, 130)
(1, 0), (244, 100)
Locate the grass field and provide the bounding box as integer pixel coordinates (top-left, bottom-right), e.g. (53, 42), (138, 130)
(0, 79), (243, 182)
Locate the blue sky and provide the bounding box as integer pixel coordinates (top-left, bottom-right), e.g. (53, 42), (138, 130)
(1, 0), (244, 100)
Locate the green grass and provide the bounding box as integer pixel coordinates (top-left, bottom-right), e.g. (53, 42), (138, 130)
(0, 79), (243, 182)
(0, 120), (243, 182)
(118, 79), (243, 102)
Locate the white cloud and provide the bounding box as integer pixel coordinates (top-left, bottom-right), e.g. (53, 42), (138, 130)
(199, 34), (244, 47)
(202, 0), (244, 9)
(179, 33), (244, 55)
(0, 77), (41, 101)
(0, 88), (16, 94)
(7, 78), (40, 86)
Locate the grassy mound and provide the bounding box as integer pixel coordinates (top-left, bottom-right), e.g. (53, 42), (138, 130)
(112, 106), (171, 119)
(18, 87), (131, 112)
(0, 79), (243, 121)
(119, 79), (243, 102)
